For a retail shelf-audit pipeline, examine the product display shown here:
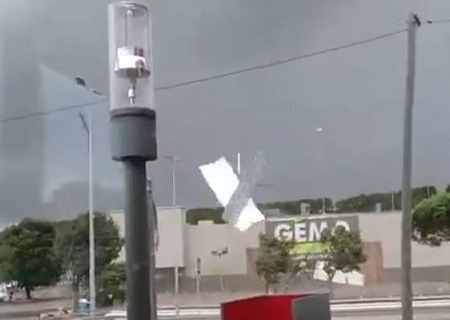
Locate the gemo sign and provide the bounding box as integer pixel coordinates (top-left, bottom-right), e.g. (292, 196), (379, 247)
(266, 216), (359, 243)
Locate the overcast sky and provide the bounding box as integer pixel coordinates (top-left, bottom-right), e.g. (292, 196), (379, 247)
(1, 0), (450, 224)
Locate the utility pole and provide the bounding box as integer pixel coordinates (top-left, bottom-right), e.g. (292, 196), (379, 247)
(211, 248), (229, 291)
(237, 152), (241, 175)
(392, 191), (395, 211)
(315, 127), (326, 214)
(76, 77), (101, 319)
(87, 110), (95, 318)
(172, 161), (176, 206)
(322, 197), (326, 214)
(78, 110), (96, 318)
(165, 156), (179, 206)
(401, 12), (420, 320)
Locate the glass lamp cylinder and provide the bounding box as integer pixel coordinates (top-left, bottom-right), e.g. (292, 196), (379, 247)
(108, 2), (154, 111)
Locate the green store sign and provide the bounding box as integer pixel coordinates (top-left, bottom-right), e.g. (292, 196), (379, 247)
(265, 215), (359, 257)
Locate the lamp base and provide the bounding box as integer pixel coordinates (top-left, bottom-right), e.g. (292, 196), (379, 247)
(110, 107), (157, 162)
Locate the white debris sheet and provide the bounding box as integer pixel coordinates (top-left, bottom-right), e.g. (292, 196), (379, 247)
(199, 157), (265, 231)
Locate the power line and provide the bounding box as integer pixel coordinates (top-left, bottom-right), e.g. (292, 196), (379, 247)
(155, 28), (407, 91)
(0, 27), (407, 123)
(0, 100), (106, 124)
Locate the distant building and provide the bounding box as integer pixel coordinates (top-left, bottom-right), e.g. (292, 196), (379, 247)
(300, 202), (311, 215)
(262, 208), (290, 219)
(110, 207), (186, 294)
(110, 208), (450, 294)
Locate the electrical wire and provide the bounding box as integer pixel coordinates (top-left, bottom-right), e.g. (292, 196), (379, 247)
(155, 28), (408, 91)
(0, 100), (106, 124)
(0, 27), (408, 123)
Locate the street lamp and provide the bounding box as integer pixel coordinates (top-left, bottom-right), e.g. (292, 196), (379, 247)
(109, 3), (157, 320)
(75, 77), (100, 318)
(211, 247), (229, 291)
(315, 126), (327, 214)
(237, 152), (241, 175)
(164, 155), (180, 206)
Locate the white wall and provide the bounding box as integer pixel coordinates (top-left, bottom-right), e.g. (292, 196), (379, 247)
(156, 207), (186, 268)
(358, 212), (450, 268)
(110, 206), (186, 268)
(110, 208), (450, 277)
(184, 220), (263, 277)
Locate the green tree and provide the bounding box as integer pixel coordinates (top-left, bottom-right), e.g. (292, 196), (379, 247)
(255, 234), (291, 293)
(262, 198), (333, 215)
(97, 262), (126, 307)
(0, 219), (61, 299)
(55, 213), (123, 310)
(283, 254), (316, 294)
(412, 192), (450, 246)
(320, 226), (366, 296)
(336, 186), (436, 213)
(413, 186), (437, 206)
(336, 193), (393, 212)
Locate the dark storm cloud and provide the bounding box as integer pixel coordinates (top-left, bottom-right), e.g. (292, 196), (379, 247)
(0, 0), (450, 224)
(0, 32), (45, 223)
(44, 181), (123, 220)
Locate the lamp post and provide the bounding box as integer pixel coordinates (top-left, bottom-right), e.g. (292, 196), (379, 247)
(164, 155), (179, 206)
(78, 110), (95, 317)
(315, 127), (327, 214)
(75, 77), (99, 318)
(109, 3), (157, 320)
(211, 247), (229, 291)
(237, 152), (241, 175)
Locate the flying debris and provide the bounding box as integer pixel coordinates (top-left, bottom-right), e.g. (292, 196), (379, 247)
(199, 152), (266, 231)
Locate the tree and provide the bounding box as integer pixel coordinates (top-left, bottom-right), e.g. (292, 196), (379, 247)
(320, 226), (366, 296)
(97, 262), (126, 307)
(412, 192), (450, 246)
(255, 234), (291, 293)
(186, 185), (440, 221)
(283, 254), (316, 294)
(55, 213), (123, 310)
(262, 198), (333, 215)
(336, 186), (436, 213)
(0, 219), (61, 299)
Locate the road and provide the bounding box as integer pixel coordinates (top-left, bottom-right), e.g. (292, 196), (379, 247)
(103, 299), (450, 320)
(149, 311), (450, 320)
(11, 298), (450, 319)
(146, 314), (450, 320)
(13, 308), (448, 320)
(333, 309), (450, 320)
